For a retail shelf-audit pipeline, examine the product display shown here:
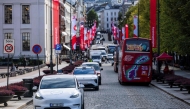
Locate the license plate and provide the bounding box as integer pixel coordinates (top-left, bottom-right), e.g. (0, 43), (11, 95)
(50, 103), (63, 107)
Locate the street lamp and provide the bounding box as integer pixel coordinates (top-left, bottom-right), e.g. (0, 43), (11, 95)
(50, 0), (53, 74)
(69, 0), (72, 65)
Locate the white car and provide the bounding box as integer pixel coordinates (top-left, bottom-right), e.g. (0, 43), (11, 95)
(72, 66), (99, 90)
(81, 62), (103, 85)
(33, 75), (84, 109)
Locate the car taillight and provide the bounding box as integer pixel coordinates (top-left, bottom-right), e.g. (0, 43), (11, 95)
(96, 72), (101, 76)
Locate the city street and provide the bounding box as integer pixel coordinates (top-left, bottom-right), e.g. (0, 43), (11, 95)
(22, 62), (190, 109)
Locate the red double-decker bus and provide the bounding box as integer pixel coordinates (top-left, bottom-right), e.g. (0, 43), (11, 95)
(117, 38), (152, 85)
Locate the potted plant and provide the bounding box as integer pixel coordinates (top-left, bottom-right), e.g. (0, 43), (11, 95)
(8, 85), (28, 100)
(181, 79), (190, 93)
(0, 89), (15, 106)
(43, 70), (56, 75)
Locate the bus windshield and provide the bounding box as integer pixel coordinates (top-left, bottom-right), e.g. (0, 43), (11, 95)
(126, 39), (150, 52)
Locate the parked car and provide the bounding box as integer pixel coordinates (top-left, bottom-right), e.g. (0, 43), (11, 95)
(81, 62), (103, 85)
(33, 75), (84, 109)
(71, 66), (99, 90)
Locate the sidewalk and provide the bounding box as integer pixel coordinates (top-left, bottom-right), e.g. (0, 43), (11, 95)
(0, 62), (69, 109)
(151, 64), (190, 105)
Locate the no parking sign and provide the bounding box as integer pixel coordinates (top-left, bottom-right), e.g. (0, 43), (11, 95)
(4, 39), (14, 54)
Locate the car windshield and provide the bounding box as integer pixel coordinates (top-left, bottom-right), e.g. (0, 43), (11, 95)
(101, 52), (106, 55)
(108, 47), (115, 53)
(40, 78), (76, 89)
(83, 64), (100, 70)
(73, 68), (95, 75)
(92, 56), (100, 59)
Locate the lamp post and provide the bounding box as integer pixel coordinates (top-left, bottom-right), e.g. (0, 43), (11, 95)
(50, 0), (53, 74)
(69, 0), (72, 65)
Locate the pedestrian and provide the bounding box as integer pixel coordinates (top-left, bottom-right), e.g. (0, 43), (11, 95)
(10, 63), (16, 72)
(23, 58), (27, 68)
(15, 64), (19, 70)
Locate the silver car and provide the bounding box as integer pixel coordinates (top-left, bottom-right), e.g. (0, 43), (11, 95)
(72, 66), (99, 91)
(81, 62), (103, 85)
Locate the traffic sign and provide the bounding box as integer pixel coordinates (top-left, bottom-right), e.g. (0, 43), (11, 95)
(32, 44), (42, 54)
(55, 50), (61, 54)
(55, 44), (61, 50)
(4, 39), (14, 54)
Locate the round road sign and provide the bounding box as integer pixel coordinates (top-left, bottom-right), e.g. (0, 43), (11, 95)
(32, 44), (42, 54)
(4, 44), (13, 53)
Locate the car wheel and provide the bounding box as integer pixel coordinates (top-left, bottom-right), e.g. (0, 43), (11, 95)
(81, 98), (84, 109)
(99, 81), (101, 85)
(95, 86), (99, 91)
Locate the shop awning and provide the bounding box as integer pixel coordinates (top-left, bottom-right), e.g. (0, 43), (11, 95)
(63, 44), (70, 51)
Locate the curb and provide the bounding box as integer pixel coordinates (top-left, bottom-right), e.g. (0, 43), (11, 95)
(17, 99), (33, 109)
(150, 83), (190, 106)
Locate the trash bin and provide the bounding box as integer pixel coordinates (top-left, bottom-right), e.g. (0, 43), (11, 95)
(23, 78), (33, 97)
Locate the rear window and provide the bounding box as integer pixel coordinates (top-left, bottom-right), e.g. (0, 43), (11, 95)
(73, 68), (95, 75)
(126, 39), (150, 52)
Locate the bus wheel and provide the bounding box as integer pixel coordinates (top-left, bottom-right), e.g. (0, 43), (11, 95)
(118, 78), (124, 85)
(145, 82), (150, 86)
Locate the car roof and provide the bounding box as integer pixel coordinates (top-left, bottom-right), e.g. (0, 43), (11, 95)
(82, 62), (99, 65)
(42, 74), (75, 79)
(75, 66), (94, 69)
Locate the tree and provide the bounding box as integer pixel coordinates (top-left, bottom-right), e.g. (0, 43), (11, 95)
(87, 9), (99, 28)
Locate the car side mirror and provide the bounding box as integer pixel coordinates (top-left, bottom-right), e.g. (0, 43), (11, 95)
(79, 83), (85, 88)
(32, 86), (38, 92)
(101, 68), (103, 70)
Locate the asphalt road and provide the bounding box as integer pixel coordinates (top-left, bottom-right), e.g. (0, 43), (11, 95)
(22, 34), (190, 109)
(22, 62), (190, 109)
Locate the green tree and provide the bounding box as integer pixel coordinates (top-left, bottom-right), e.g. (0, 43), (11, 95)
(87, 9), (99, 28)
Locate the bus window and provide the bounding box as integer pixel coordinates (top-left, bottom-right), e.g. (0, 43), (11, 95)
(126, 39), (150, 52)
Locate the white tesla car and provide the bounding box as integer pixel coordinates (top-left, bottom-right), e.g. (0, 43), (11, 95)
(81, 62), (103, 85)
(33, 75), (84, 109)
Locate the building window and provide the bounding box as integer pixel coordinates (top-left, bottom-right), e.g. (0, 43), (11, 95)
(114, 17), (116, 21)
(114, 12), (116, 16)
(107, 23), (109, 28)
(107, 12), (108, 16)
(22, 5), (30, 24)
(107, 18), (108, 21)
(111, 12), (113, 16)
(22, 32), (30, 51)
(4, 5), (12, 24)
(111, 17), (113, 21)
(4, 33), (12, 39)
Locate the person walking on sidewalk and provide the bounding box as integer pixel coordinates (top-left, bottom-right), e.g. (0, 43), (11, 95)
(10, 63), (16, 72)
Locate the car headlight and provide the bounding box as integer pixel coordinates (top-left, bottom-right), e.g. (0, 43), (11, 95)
(70, 91), (79, 98)
(35, 92), (44, 100)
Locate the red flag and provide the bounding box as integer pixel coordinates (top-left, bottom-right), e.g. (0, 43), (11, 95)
(80, 25), (84, 51)
(53, 0), (59, 48)
(125, 24), (128, 38)
(87, 30), (90, 47)
(150, 0), (157, 48)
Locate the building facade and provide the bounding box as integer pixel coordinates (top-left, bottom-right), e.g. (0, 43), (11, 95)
(0, 0), (68, 63)
(102, 5), (120, 32)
